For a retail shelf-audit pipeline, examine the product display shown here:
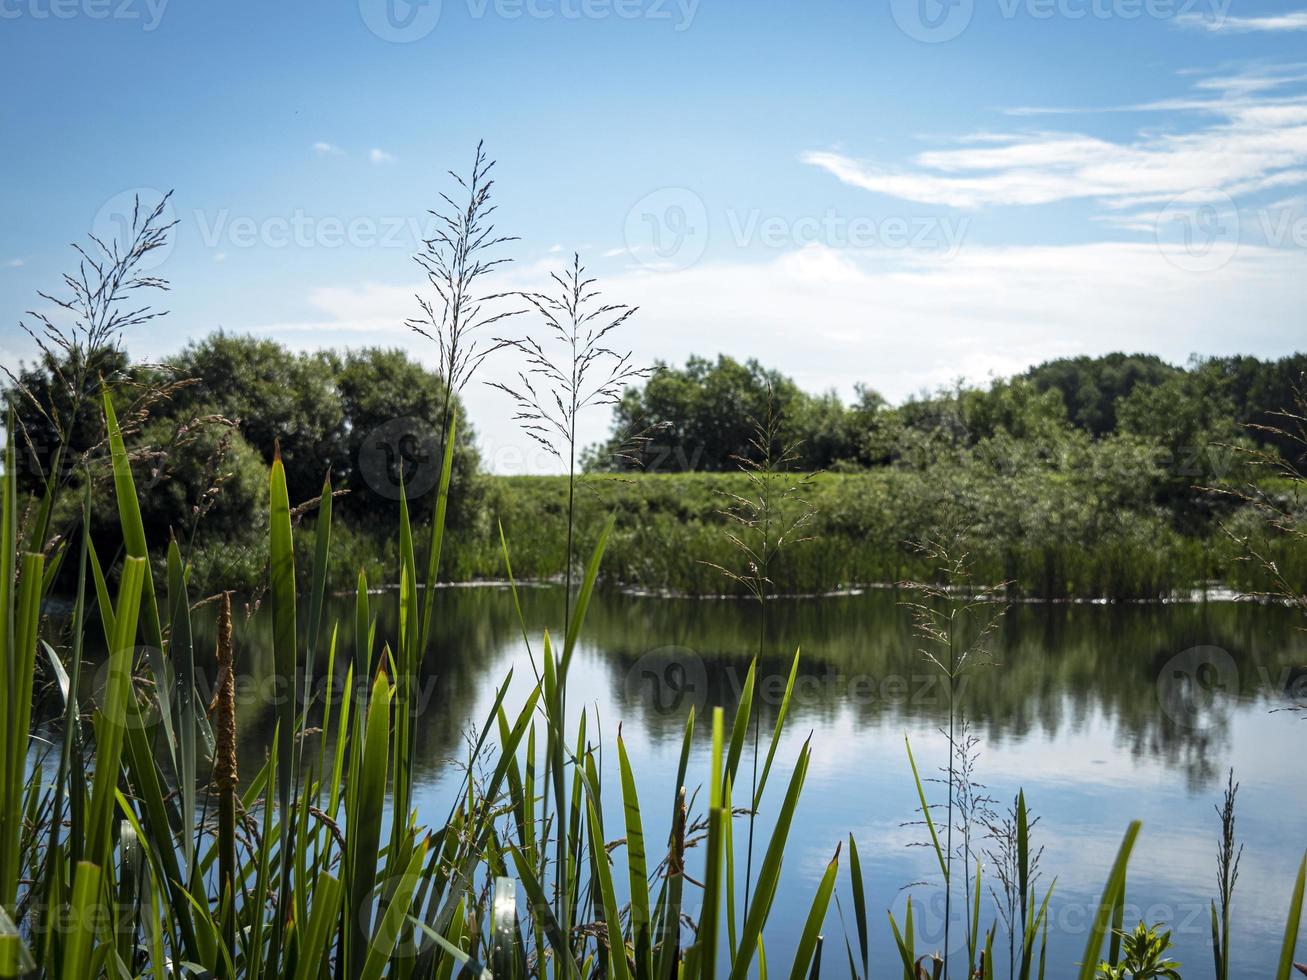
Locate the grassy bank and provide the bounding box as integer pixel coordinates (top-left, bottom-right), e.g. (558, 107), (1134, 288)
(184, 470), (1301, 602)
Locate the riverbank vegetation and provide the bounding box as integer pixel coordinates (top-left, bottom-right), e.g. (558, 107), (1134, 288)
(8, 336), (1306, 600)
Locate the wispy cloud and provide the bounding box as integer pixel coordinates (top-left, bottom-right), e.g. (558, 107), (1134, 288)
(804, 68), (1307, 210)
(5, 258), (23, 268)
(1178, 9), (1307, 32)
(313, 141), (343, 155)
(369, 147), (395, 164)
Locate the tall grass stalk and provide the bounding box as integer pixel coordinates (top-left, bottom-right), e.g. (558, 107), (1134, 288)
(901, 524), (1008, 977)
(491, 251), (647, 628)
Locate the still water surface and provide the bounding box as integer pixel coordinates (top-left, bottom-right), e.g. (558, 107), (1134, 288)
(207, 585), (1305, 978)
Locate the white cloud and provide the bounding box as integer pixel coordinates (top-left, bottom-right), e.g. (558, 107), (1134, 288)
(312, 141), (343, 156)
(239, 240), (1307, 473)
(369, 147), (396, 164)
(1178, 9), (1307, 31)
(5, 259), (22, 268)
(804, 68), (1307, 210)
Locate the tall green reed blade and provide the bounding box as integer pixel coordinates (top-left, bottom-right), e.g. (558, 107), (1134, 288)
(697, 708), (727, 980)
(508, 845), (573, 976)
(617, 734), (653, 979)
(727, 739), (813, 980)
(120, 684), (203, 965)
(490, 873), (521, 980)
(269, 444), (299, 816)
(586, 795), (633, 980)
(753, 650), (800, 812)
(0, 549), (42, 912)
(848, 834), (868, 979)
(293, 873), (344, 980)
(85, 555), (146, 872)
(61, 861), (103, 980)
(724, 659), (757, 798)
(789, 844), (839, 980)
(1075, 821), (1141, 980)
(103, 390), (163, 651)
(360, 838), (429, 980)
(393, 477), (420, 874)
(1018, 882), (1055, 980)
(347, 669), (393, 980)
(0, 421), (16, 897)
(355, 567), (374, 682)
(888, 897), (916, 980)
(40, 495), (88, 962)
(268, 444), (299, 970)
(561, 513), (614, 677)
(1277, 851), (1306, 980)
(305, 471), (333, 691)
(1106, 864), (1127, 968)
(165, 538), (199, 876)
(905, 735), (948, 884)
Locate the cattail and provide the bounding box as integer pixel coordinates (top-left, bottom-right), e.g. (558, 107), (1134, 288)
(214, 591), (237, 794)
(214, 590), (238, 974)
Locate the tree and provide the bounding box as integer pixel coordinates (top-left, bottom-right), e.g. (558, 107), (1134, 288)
(334, 346), (483, 529)
(1023, 353), (1181, 436)
(589, 354), (857, 471)
(165, 332), (345, 502)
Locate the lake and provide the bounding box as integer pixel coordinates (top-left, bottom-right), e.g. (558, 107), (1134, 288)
(197, 584), (1305, 978)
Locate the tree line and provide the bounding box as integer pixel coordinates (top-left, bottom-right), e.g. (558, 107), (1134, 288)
(8, 335), (1303, 586)
(591, 351), (1307, 474)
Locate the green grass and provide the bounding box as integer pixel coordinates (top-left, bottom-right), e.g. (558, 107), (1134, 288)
(441, 472), (1253, 601)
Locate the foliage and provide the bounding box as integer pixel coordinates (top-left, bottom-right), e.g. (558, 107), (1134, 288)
(1095, 922), (1182, 980)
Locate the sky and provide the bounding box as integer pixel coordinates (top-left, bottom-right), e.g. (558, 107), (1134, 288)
(2, 0), (1306, 472)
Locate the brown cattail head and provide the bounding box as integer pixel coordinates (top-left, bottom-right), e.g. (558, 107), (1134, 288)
(214, 591), (238, 793)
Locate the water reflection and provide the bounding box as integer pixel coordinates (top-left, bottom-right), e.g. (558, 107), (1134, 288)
(184, 586), (1306, 793)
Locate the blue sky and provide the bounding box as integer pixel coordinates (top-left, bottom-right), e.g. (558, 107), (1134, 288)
(2, 0), (1306, 470)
